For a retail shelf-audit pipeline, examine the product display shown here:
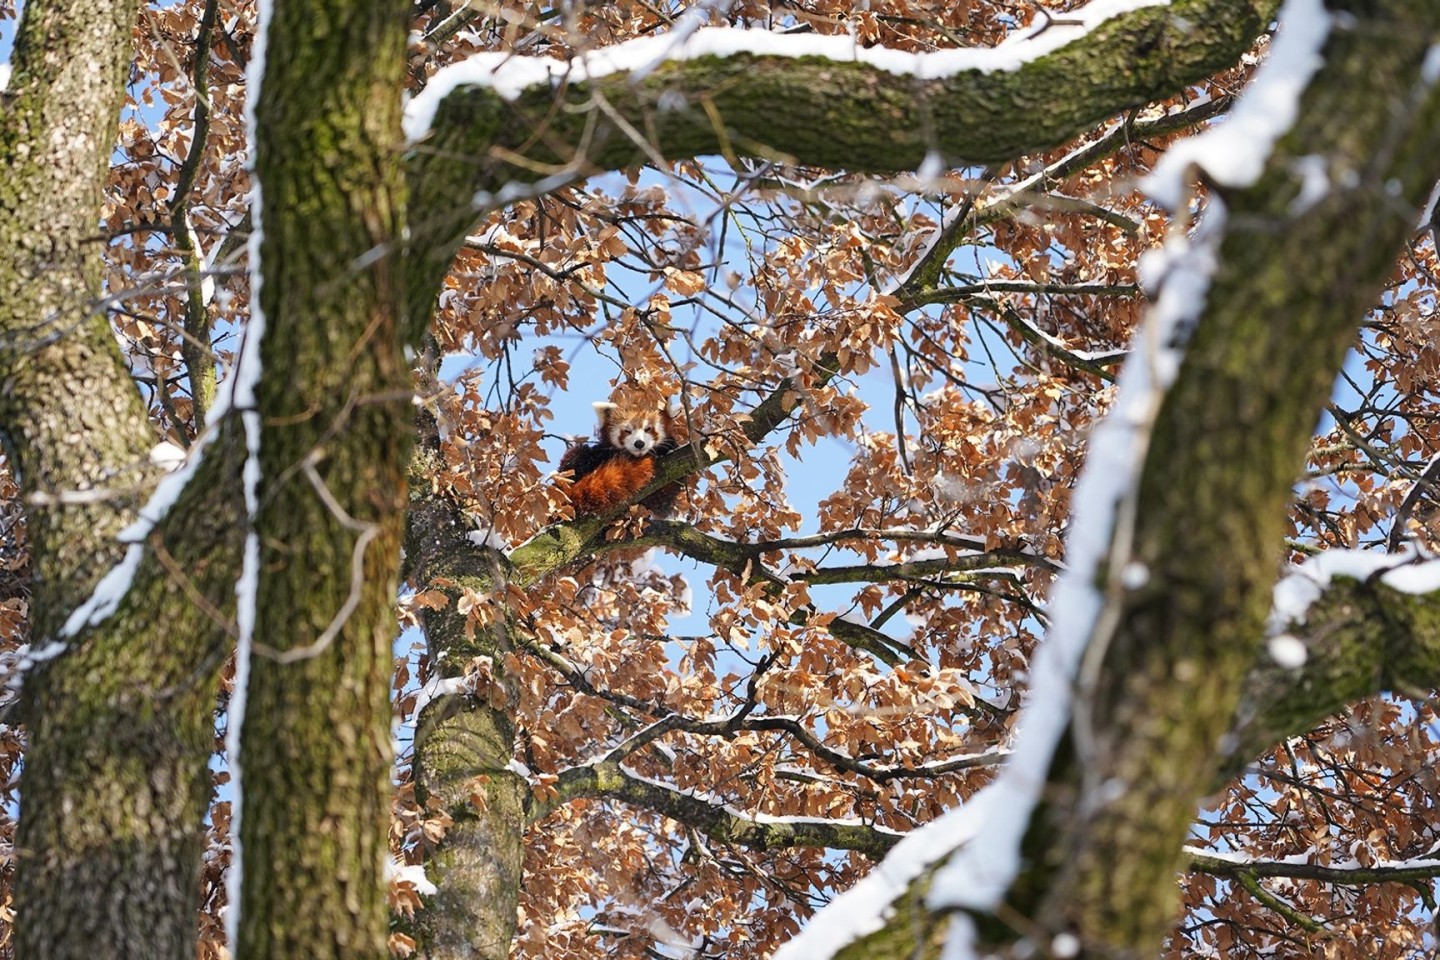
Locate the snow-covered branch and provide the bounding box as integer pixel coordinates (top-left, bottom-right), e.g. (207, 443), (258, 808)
(399, 0), (1280, 321)
(1187, 846), (1440, 886)
(406, 0), (1276, 178)
(1217, 552), (1440, 781)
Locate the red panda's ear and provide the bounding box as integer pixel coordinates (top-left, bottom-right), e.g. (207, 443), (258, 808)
(592, 401), (617, 424)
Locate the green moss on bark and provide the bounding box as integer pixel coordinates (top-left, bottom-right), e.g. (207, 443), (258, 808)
(233, 1), (414, 957)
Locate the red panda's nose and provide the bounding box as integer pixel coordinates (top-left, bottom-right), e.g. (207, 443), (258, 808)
(632, 438), (646, 451)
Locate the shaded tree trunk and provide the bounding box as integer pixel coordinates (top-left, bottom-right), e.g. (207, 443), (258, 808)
(1030, 2), (1440, 951)
(819, 1), (1440, 956)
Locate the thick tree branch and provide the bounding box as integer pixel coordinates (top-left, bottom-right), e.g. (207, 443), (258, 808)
(999, 2), (1440, 952)
(413, 0), (1276, 195)
(0, 1), (249, 957)
(0, 0), (158, 637)
(235, 1), (415, 957)
(812, 2), (1440, 956)
(1218, 564), (1440, 784)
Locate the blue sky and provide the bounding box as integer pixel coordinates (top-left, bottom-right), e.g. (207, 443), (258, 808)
(1, 6), (16, 64)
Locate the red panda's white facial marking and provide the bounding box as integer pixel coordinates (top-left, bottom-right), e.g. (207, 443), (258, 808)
(607, 419), (663, 457)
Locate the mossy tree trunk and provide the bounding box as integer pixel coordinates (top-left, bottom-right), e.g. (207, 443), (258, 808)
(1034, 2), (1440, 947)
(824, 1), (1440, 956)
(399, 417), (529, 960)
(232, 0), (413, 957)
(1, 2), (245, 958)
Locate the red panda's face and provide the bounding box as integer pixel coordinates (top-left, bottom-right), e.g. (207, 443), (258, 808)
(606, 415), (665, 457)
(594, 398), (673, 457)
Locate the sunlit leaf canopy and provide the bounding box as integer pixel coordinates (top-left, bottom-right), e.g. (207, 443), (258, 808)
(1, 0), (1438, 957)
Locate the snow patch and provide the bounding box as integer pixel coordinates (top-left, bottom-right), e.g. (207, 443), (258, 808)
(406, 0), (1168, 140)
(0, 641), (67, 706)
(1379, 559), (1440, 594)
(1269, 548), (1440, 629)
(1423, 43), (1440, 86)
(412, 673), (472, 716)
(466, 527), (508, 551)
(1267, 633), (1307, 669)
(1421, 179), (1440, 231)
(1052, 933), (1082, 959)
(1288, 154), (1330, 214)
(1145, 0), (1331, 210)
(59, 426), (222, 638)
(1121, 561), (1149, 589)
(386, 859), (438, 897)
(149, 441), (187, 471)
(225, 0), (273, 951)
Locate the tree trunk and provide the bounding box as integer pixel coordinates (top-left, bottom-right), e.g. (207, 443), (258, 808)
(1, 2), (243, 958)
(803, 1), (1440, 955)
(233, 0), (414, 956)
(403, 423), (528, 960)
(1031, 2), (1440, 951)
(15, 438), (246, 959)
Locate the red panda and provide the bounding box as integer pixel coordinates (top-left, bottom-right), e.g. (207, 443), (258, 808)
(558, 389), (683, 517)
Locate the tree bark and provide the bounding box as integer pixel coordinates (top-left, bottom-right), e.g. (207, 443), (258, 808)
(1036, 2), (1440, 950)
(0, 0), (154, 633)
(0, 2), (245, 958)
(15, 437), (246, 960)
(404, 434), (528, 960)
(233, 0), (414, 957)
(1218, 572), (1440, 784)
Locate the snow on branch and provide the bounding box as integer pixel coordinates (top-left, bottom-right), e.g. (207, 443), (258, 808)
(1144, 0), (1330, 209)
(224, 0), (274, 950)
(404, 0), (1166, 140)
(1186, 846), (1440, 886)
(1270, 547), (1440, 635)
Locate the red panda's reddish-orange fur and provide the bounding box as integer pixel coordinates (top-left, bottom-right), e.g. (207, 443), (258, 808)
(558, 389), (682, 517)
(567, 456), (658, 515)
